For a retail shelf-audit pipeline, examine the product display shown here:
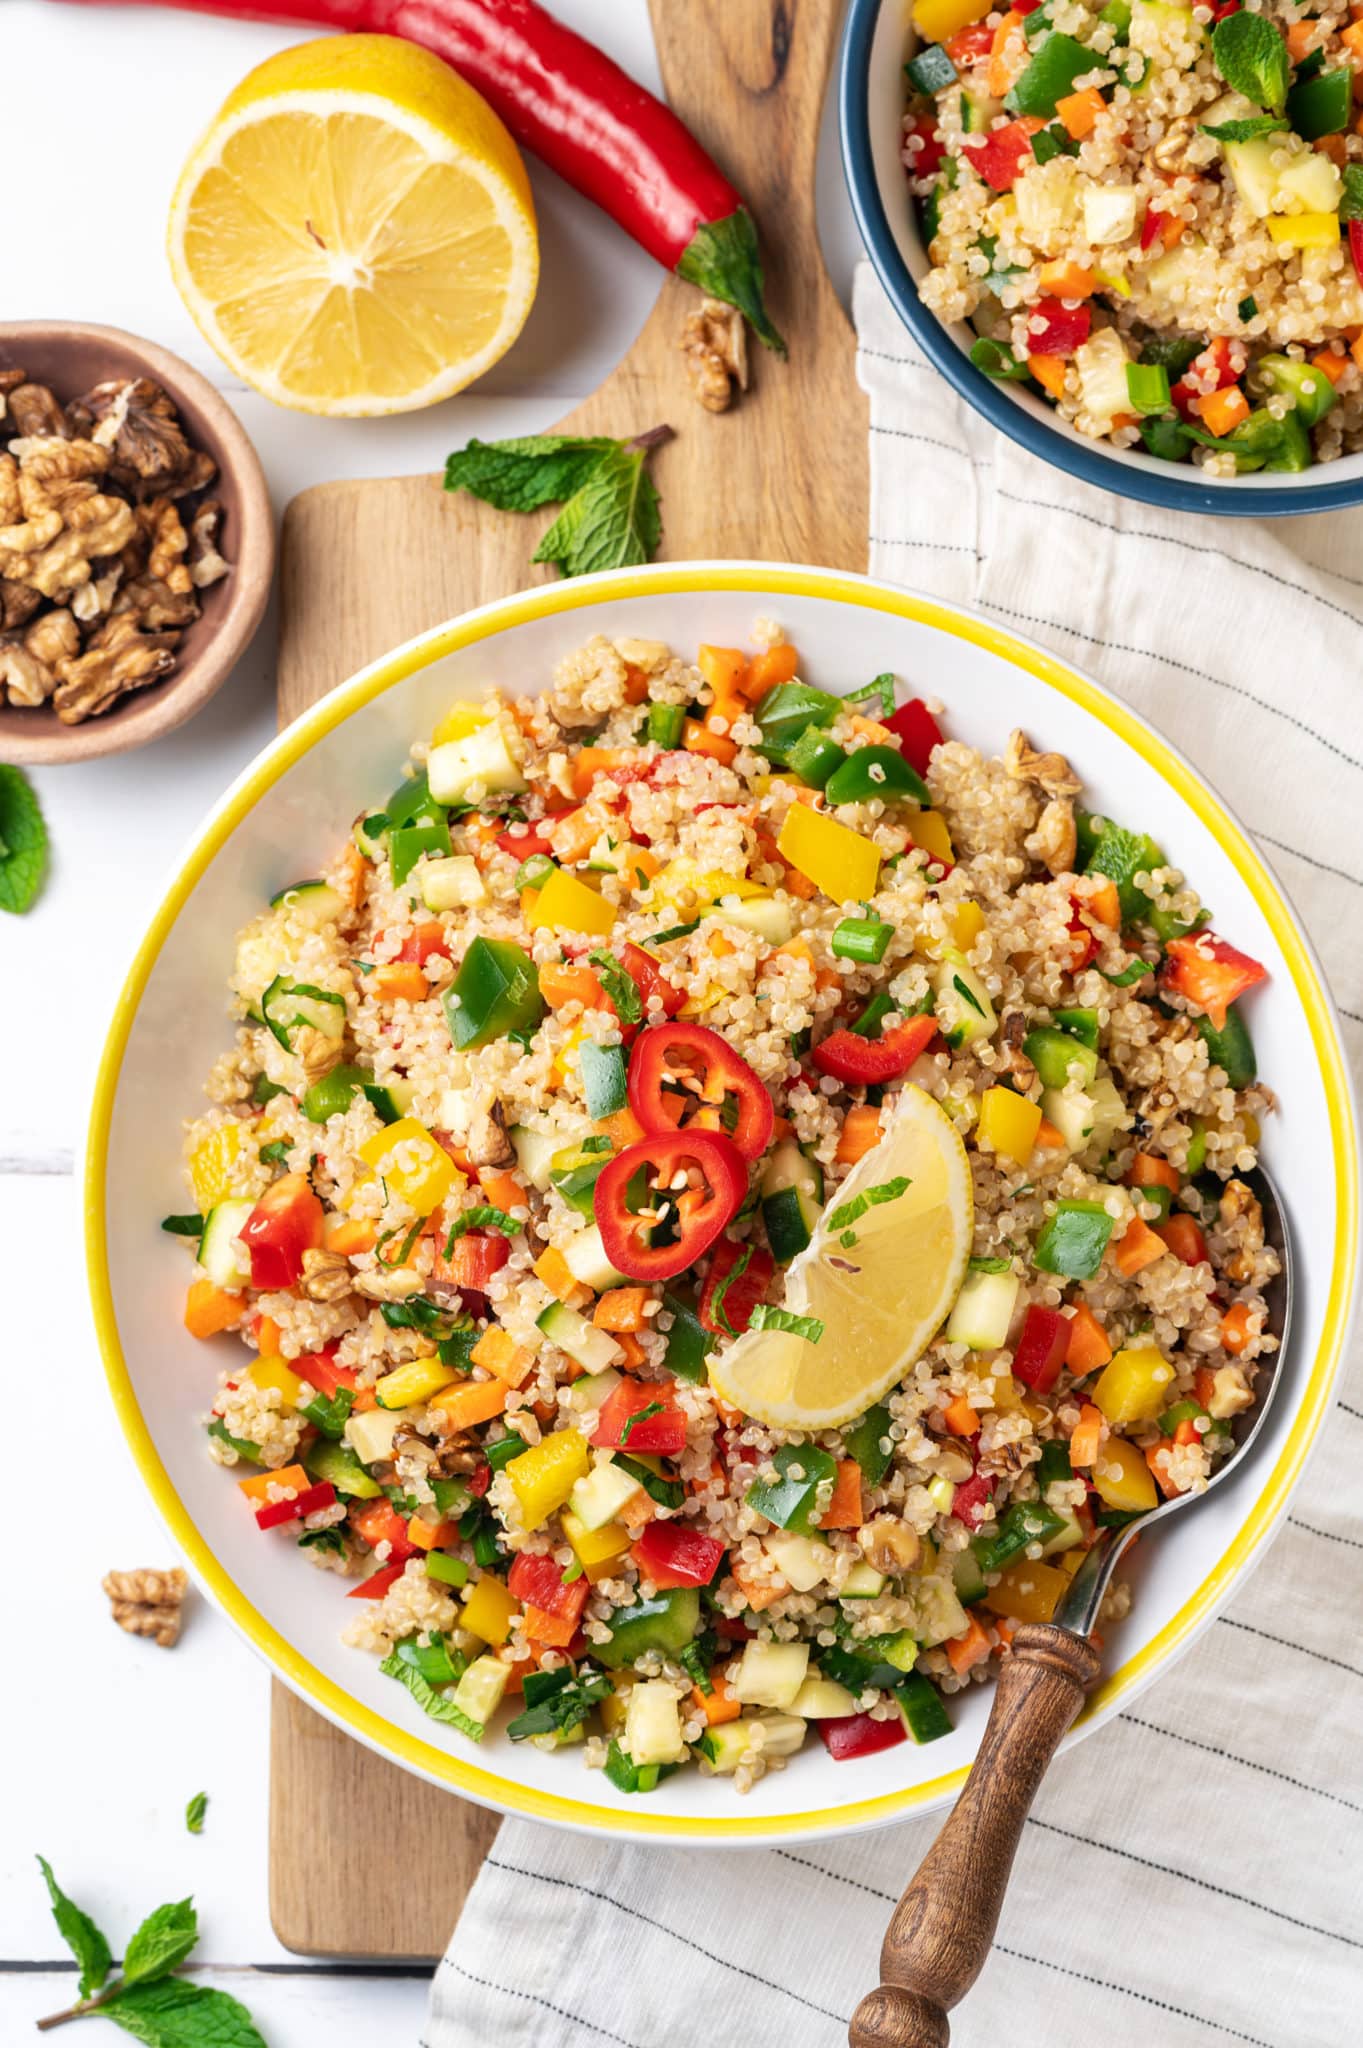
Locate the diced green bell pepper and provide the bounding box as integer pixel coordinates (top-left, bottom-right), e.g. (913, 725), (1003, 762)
(844, 1404), (895, 1488)
(973, 1500), (1068, 1574)
(1196, 1003), (1256, 1089)
(1286, 66), (1351, 139)
(647, 702), (686, 749)
(1083, 817), (1165, 923)
(745, 1443), (838, 1535)
(662, 1291), (715, 1384)
(1006, 32), (1097, 116)
(824, 746), (931, 808)
(786, 725), (847, 788)
(390, 812), (452, 887)
(303, 1437), (382, 1499)
(444, 936), (545, 1050)
(1034, 1199), (1115, 1279)
(579, 1040), (628, 1118)
(1053, 1005), (1099, 1049)
(301, 1063), (367, 1125)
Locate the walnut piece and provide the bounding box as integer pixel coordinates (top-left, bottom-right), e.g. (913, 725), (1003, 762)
(103, 1565), (188, 1648)
(52, 610), (177, 723)
(354, 1264), (425, 1302)
(1004, 729), (1083, 799)
(1207, 1365), (1253, 1419)
(857, 1516), (920, 1576)
(1026, 796), (1078, 878)
(300, 1246), (352, 1303)
(0, 634), (55, 706)
(8, 382), (71, 441)
(77, 378), (217, 500)
(294, 1023), (345, 1086)
(680, 296), (749, 413)
(466, 1095), (515, 1169)
(998, 1009), (1037, 1091)
(188, 498), (230, 589)
(0, 435), (136, 604)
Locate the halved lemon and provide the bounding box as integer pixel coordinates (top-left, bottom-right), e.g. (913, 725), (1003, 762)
(168, 36), (539, 416)
(710, 1086), (973, 1430)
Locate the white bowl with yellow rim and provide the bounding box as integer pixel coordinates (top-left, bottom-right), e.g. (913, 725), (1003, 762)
(87, 562), (1358, 1845)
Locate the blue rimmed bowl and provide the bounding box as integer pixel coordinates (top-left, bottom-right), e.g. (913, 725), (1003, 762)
(839, 0), (1363, 517)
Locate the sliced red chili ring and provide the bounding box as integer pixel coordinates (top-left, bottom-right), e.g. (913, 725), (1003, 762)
(812, 1013), (939, 1086)
(593, 1130), (748, 1282)
(628, 1021), (774, 1161)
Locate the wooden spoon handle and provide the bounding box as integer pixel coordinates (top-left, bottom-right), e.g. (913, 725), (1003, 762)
(848, 1623), (1101, 2048)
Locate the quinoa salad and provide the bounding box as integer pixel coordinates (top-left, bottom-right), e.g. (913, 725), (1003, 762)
(168, 628), (1278, 1793)
(905, 0), (1363, 472)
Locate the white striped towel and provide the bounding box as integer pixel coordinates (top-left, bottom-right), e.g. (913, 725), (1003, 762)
(426, 261), (1363, 2048)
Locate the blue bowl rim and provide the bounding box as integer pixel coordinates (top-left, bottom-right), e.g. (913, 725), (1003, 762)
(838, 0), (1363, 519)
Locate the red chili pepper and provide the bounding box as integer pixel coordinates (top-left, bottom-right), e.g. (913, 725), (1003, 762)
(346, 1561), (408, 1600)
(884, 698), (944, 778)
(496, 820), (556, 860)
(507, 1550), (591, 1624)
(812, 1013), (939, 1086)
(74, 0), (784, 350)
(1027, 302), (1092, 358)
(256, 1480), (336, 1530)
(594, 1130), (748, 1282)
(1350, 219), (1363, 286)
(945, 20), (996, 62)
(434, 1229), (512, 1296)
(628, 1021), (774, 1161)
(1160, 932), (1266, 1031)
(963, 117), (1045, 192)
(241, 1173), (325, 1290)
(632, 1521), (725, 1590)
(818, 1711), (908, 1761)
(291, 1347), (358, 1399)
(950, 1471), (996, 1531)
(590, 1377), (688, 1456)
(904, 114), (946, 179)
(1011, 1306), (1071, 1394)
(698, 1237), (774, 1338)
(468, 1462), (493, 1497)
(620, 941), (685, 1019)
(1139, 207), (1163, 253)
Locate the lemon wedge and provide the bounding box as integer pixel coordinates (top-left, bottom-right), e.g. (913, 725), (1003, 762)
(168, 36), (539, 416)
(709, 1087), (973, 1430)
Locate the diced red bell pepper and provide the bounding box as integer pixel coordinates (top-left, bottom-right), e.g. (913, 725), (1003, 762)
(1161, 932), (1266, 1031)
(591, 1377), (689, 1456)
(496, 819), (555, 859)
(951, 1471), (997, 1531)
(434, 1230), (512, 1297)
(885, 697), (945, 778)
(1171, 338), (1238, 419)
(468, 1462), (493, 1497)
(1011, 1305), (1071, 1394)
(698, 1237), (775, 1338)
(255, 1479), (336, 1530)
(963, 117), (1045, 192)
(594, 1130), (749, 1282)
(632, 1521), (726, 1590)
(395, 920), (452, 965)
(241, 1173), (325, 1290)
(904, 113), (946, 178)
(292, 1347), (357, 1399)
(1139, 207), (1164, 253)
(946, 20), (996, 63)
(1156, 1213), (1210, 1269)
(1027, 302), (1092, 358)
(620, 941), (686, 1019)
(629, 1021), (774, 1161)
(819, 1711), (908, 1761)
(812, 1013), (939, 1086)
(507, 1550), (591, 1625)
(1350, 219), (1363, 287)
(1066, 897), (1099, 972)
(1210, 0), (1239, 19)
(346, 1561), (407, 1600)
(350, 1497), (418, 1563)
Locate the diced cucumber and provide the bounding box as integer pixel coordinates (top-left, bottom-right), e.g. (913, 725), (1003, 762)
(568, 1455), (643, 1531)
(261, 975), (346, 1053)
(732, 1639), (810, 1711)
(698, 1713), (806, 1772)
(951, 1544), (988, 1604)
(511, 1121), (581, 1191)
(562, 1223), (627, 1293)
(792, 1677), (859, 1718)
(1023, 1026), (1098, 1089)
(1086, 1069), (1128, 1152)
(760, 1140), (824, 1263)
(1221, 134), (1278, 218)
(452, 1653), (510, 1729)
(344, 1405), (409, 1466)
(427, 718), (526, 804)
(931, 949), (997, 1049)
(420, 856), (487, 912)
(1039, 1506), (1087, 1556)
(703, 895), (794, 946)
(353, 813), (388, 862)
(1082, 184), (1138, 246)
(1276, 148), (1341, 214)
(897, 1670), (954, 1743)
(625, 1681), (687, 1766)
(764, 1530), (833, 1593)
(197, 1198), (254, 1289)
(1040, 1084), (1096, 1153)
(945, 1268), (1019, 1350)
(233, 915), (292, 1014)
(840, 1560), (887, 1600)
(362, 1077), (416, 1124)
(269, 879), (346, 928)
(1074, 328), (1134, 425)
(536, 1300), (622, 1374)
(904, 1571), (971, 1648)
(598, 1588), (701, 1670)
(959, 86), (999, 133)
(566, 1366), (624, 1413)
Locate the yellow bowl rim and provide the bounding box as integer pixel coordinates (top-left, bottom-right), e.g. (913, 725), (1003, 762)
(86, 560), (1359, 1844)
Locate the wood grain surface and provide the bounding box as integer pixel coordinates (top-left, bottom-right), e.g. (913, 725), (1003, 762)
(848, 1625), (1102, 2048)
(270, 0), (867, 1960)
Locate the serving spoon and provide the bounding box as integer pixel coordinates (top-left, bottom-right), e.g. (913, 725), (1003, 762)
(849, 1164), (1293, 2048)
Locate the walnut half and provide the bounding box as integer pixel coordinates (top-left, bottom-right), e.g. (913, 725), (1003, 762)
(680, 297), (749, 413)
(1005, 729), (1082, 799)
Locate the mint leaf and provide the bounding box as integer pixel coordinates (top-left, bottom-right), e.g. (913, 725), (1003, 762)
(827, 1176), (913, 1233)
(1341, 163), (1363, 220)
(1199, 114), (1288, 139)
(0, 765), (48, 915)
(747, 1305), (825, 1342)
(104, 1977), (266, 2047)
(534, 444), (662, 578)
(588, 950), (644, 1025)
(1212, 11), (1290, 111)
(36, 1856), (112, 1999)
(185, 1792), (208, 1835)
(122, 1897), (198, 1986)
(443, 435), (616, 512)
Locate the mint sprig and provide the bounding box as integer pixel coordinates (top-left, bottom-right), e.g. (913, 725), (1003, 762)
(0, 765), (48, 915)
(445, 427), (673, 580)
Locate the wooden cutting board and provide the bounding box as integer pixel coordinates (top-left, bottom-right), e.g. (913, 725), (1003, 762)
(270, 0), (868, 1960)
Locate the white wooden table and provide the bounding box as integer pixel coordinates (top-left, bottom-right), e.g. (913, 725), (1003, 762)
(1, 5), (861, 2037)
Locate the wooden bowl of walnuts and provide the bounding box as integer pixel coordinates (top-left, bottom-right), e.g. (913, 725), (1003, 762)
(0, 321), (274, 765)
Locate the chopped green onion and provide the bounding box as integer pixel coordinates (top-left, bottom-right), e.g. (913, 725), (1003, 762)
(647, 702), (686, 749)
(1124, 362), (1171, 415)
(831, 916), (893, 964)
(514, 852), (557, 890)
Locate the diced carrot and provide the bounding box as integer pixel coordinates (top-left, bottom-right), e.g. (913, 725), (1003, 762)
(618, 1490), (657, 1532)
(185, 1279), (245, 1339)
(713, 1396), (746, 1429)
(351, 1386), (378, 1413)
(691, 1672), (743, 1725)
(598, 1107), (646, 1148)
(1126, 1151), (1180, 1194)
(522, 1603), (579, 1648)
(1162, 214), (1187, 249)
(470, 1326), (533, 1388)
(1034, 1116), (1068, 1149)
(1341, 16), (1363, 56)
(238, 1463), (309, 1502)
(255, 1314), (283, 1357)
(1112, 1215), (1169, 1278)
(707, 930), (737, 959)
(464, 815), (503, 867)
(988, 9), (1024, 97)
(1314, 132), (1348, 166)
(1310, 347), (1348, 385)
(476, 1168), (525, 1214)
(770, 1114), (794, 1142)
(1068, 1401), (1106, 1467)
(819, 1460), (865, 1530)
(593, 1287), (649, 1333)
(539, 960), (609, 1011)
(1065, 1301), (1112, 1374)
(683, 717), (737, 765)
(1055, 85), (1104, 138)
(1221, 1301), (1254, 1355)
(546, 808), (604, 863)
(622, 662), (651, 705)
(370, 962), (428, 1005)
(570, 747), (647, 799)
(428, 1377), (510, 1432)
(732, 1558), (787, 1612)
(325, 1215), (378, 1256)
(614, 1333), (648, 1370)
(533, 1245), (583, 1304)
(1286, 18), (1316, 59)
(1156, 1213), (1209, 1268)
(848, 713), (895, 744)
(1087, 877), (1120, 928)
(1028, 354), (1069, 400)
(945, 1612), (994, 1676)
(837, 1104), (883, 1165)
(1199, 385), (1250, 437)
(1146, 1442), (1183, 1499)
(1038, 259), (1097, 298)
(745, 643), (800, 698)
(337, 839), (366, 910)
(698, 645), (751, 727)
(496, 1650), (540, 1697)
(944, 1394), (981, 1437)
(407, 1515), (458, 1550)
(620, 845), (660, 889)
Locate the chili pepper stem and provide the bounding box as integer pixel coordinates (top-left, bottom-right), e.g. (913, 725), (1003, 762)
(677, 209), (787, 354)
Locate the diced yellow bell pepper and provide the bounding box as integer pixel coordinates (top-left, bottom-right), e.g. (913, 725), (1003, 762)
(678, 987), (725, 1018)
(913, 0), (990, 43)
(561, 1508), (632, 1582)
(977, 1085), (1043, 1166)
(983, 1557), (1071, 1623)
(245, 1356), (309, 1409)
(187, 1121), (254, 1211)
(599, 1681), (632, 1733)
(986, 1372), (1023, 1413)
(649, 858), (760, 908)
(1092, 1346), (1177, 1429)
(1092, 1435), (1159, 1514)
(952, 900), (986, 951)
(507, 1428), (591, 1530)
(357, 1117), (461, 1216)
(551, 1023), (589, 1088)
(526, 868), (616, 939)
(432, 700), (494, 747)
(908, 810), (954, 866)
(461, 1572), (520, 1647)
(375, 1355), (464, 1409)
(1267, 213), (1339, 248)
(777, 803), (881, 904)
